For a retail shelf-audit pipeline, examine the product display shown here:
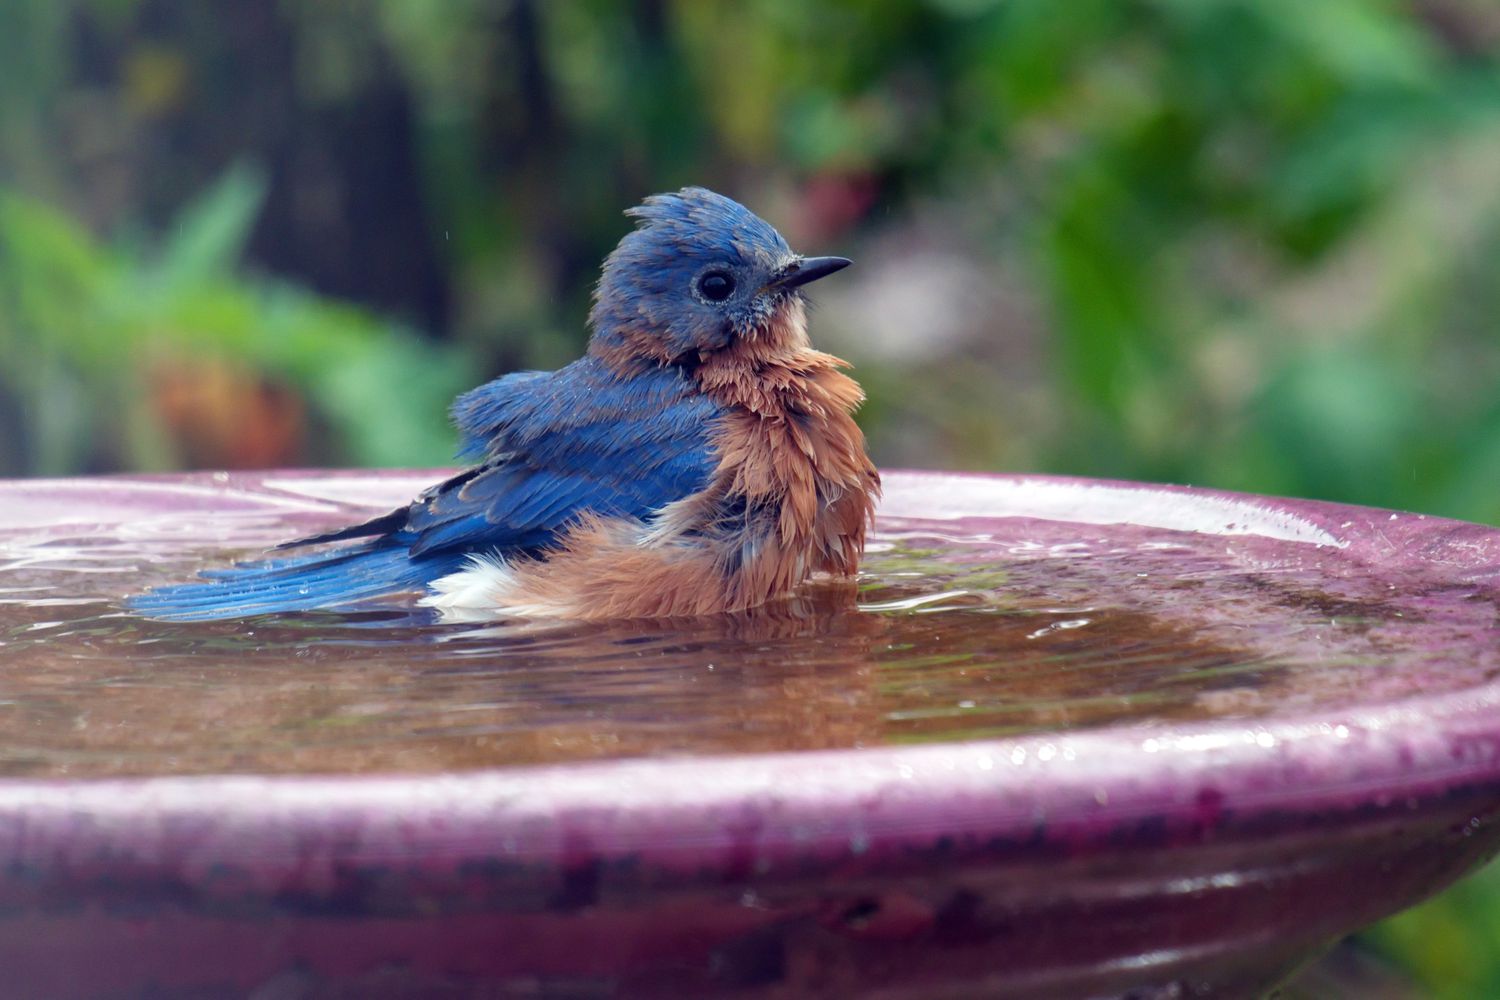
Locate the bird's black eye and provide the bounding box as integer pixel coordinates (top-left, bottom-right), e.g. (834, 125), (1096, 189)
(696, 270), (735, 302)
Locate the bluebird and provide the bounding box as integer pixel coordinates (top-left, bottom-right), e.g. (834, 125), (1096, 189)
(131, 187), (880, 621)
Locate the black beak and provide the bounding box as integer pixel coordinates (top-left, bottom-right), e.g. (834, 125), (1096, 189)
(771, 255), (852, 290)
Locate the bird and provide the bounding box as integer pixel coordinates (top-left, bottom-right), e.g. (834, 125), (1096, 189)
(129, 187), (880, 622)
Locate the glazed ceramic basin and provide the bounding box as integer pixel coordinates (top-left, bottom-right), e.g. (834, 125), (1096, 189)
(0, 470), (1497, 998)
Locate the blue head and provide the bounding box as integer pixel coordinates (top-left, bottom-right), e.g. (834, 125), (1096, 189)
(588, 187), (850, 365)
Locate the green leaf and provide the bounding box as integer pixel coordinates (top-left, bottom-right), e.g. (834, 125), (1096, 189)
(155, 162), (269, 290)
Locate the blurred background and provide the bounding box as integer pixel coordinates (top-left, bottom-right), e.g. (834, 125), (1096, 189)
(1, 0), (1497, 992)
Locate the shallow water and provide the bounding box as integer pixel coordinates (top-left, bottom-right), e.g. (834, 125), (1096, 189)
(1, 473), (1497, 778)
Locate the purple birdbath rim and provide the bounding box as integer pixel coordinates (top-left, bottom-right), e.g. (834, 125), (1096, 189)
(2, 469), (1499, 998)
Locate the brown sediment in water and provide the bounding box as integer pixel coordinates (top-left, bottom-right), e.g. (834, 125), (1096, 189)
(3, 532), (1497, 779)
(4, 470), (1500, 779)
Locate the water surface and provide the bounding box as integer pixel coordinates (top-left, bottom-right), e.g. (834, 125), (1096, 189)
(1, 473), (1496, 777)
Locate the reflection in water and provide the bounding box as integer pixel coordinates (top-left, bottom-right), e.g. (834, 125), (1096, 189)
(1, 484), (1499, 778)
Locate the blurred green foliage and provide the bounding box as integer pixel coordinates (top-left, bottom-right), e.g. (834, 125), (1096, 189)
(1366, 863), (1500, 999)
(0, 165), (466, 473)
(1, 0), (1498, 990)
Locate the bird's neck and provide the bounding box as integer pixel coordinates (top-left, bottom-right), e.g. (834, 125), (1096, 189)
(694, 298), (879, 595)
(691, 298), (859, 413)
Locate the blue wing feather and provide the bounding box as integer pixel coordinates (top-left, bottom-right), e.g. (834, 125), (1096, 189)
(407, 356), (721, 556)
(130, 356), (722, 620)
(128, 540), (464, 621)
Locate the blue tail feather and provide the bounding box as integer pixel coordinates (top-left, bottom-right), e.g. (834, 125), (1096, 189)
(128, 541), (461, 622)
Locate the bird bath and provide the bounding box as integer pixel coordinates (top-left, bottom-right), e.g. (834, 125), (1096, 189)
(1, 469), (1498, 998)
